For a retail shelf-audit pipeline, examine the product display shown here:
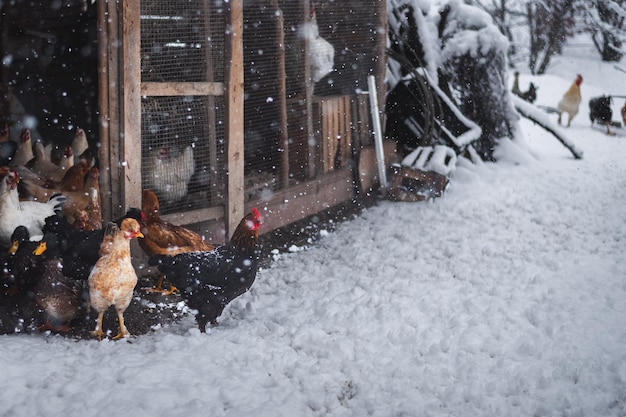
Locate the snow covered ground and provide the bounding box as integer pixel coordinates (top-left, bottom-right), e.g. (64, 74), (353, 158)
(1, 36), (625, 417)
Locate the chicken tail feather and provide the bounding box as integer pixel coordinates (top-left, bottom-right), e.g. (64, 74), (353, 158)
(47, 193), (67, 213)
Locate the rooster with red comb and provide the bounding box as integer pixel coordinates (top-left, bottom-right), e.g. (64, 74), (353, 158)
(149, 208), (262, 331)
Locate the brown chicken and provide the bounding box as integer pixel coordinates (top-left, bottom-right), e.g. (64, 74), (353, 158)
(139, 189), (215, 294)
(88, 218), (144, 340)
(557, 74), (583, 127)
(79, 167), (102, 231)
(18, 161), (94, 227)
(27, 143), (74, 183)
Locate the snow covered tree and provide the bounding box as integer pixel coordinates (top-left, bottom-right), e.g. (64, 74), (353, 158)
(526, 0), (580, 74)
(438, 2), (517, 160)
(585, 0), (626, 61)
(466, 0), (529, 66)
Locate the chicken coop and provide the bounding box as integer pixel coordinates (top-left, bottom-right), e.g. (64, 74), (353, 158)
(0, 0), (387, 241)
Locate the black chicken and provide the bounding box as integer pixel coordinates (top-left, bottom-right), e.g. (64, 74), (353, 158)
(589, 95), (614, 135)
(42, 209), (144, 280)
(149, 208), (262, 332)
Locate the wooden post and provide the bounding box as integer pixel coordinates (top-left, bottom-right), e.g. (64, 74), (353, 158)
(203, 0), (218, 205)
(375, 0), (388, 124)
(121, 0), (142, 213)
(97, 0), (111, 220)
(0, 2), (10, 128)
(273, 0), (290, 189)
(224, 0), (245, 240)
(302, 0), (316, 179)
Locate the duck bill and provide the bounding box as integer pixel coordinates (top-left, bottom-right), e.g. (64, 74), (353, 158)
(33, 241), (47, 256)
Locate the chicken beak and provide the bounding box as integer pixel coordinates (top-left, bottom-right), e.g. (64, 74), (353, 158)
(33, 241), (47, 256)
(136, 231), (144, 239)
(9, 240), (19, 255)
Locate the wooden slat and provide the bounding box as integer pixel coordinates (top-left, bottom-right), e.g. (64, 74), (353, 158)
(224, 0), (244, 240)
(140, 81), (224, 97)
(318, 95), (353, 173)
(341, 95), (352, 167)
(161, 205), (223, 227)
(303, 0), (315, 179)
(96, 0), (110, 220)
(251, 169), (354, 232)
(273, 0), (289, 189)
(106, 0), (122, 220)
(121, 0), (142, 212)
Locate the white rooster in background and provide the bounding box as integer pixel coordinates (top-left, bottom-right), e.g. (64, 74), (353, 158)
(143, 144), (195, 204)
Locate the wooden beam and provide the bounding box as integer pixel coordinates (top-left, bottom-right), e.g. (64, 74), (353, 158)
(121, 0), (142, 213)
(140, 82), (224, 97)
(202, 0), (219, 206)
(0, 2), (10, 126)
(224, 0), (244, 240)
(375, 0), (388, 119)
(273, 0), (290, 189)
(303, 0), (316, 179)
(97, 0), (111, 220)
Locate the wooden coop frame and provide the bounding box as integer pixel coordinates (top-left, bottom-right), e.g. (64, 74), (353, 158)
(96, 0), (388, 241)
(97, 0), (244, 239)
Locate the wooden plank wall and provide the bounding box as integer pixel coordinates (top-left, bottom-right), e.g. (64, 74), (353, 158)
(316, 95), (352, 173)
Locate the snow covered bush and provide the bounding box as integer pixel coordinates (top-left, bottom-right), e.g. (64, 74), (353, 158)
(387, 0), (519, 161)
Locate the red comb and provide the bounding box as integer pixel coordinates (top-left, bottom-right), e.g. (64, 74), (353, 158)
(251, 207), (260, 219)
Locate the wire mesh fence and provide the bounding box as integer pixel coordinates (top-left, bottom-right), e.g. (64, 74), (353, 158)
(140, 0), (226, 214)
(138, 0), (380, 213)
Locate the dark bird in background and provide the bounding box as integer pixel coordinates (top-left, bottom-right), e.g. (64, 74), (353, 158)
(0, 124), (17, 166)
(149, 208), (262, 332)
(3, 225), (42, 295)
(589, 95), (614, 135)
(33, 233), (84, 332)
(511, 71), (538, 103)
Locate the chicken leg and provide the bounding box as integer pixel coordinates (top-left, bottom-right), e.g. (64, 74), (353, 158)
(143, 274), (178, 295)
(91, 312), (106, 340)
(112, 310), (129, 340)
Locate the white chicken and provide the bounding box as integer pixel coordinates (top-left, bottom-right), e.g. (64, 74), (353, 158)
(71, 128), (89, 164)
(303, 4), (335, 83)
(0, 168), (66, 247)
(12, 128), (34, 167)
(143, 144), (195, 204)
(556, 74), (583, 127)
